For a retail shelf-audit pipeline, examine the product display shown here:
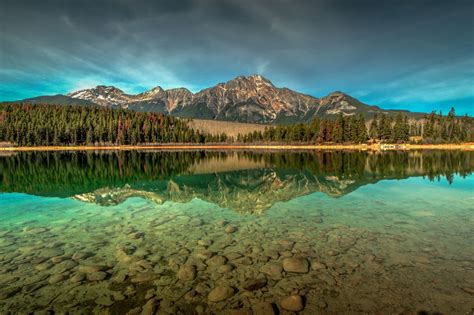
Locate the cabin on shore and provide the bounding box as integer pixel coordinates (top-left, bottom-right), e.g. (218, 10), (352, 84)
(380, 143), (407, 150)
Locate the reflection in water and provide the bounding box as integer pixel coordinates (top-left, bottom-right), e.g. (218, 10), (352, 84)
(0, 150), (472, 212)
(0, 150), (473, 314)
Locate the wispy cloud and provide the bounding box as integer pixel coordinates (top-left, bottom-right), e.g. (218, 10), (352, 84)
(0, 0), (472, 115)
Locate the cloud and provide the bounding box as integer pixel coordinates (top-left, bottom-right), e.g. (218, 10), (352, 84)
(0, 0), (472, 114)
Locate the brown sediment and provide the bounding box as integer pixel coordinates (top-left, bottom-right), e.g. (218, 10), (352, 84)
(0, 143), (473, 151)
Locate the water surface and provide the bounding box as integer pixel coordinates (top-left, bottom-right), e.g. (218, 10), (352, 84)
(0, 150), (473, 314)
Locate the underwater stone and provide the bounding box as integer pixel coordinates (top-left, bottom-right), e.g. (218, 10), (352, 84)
(35, 262), (53, 271)
(197, 239), (213, 247)
(87, 271), (107, 281)
(141, 298), (158, 315)
(217, 264), (234, 273)
(280, 295), (304, 311)
(72, 251), (94, 261)
(95, 296), (114, 306)
(243, 277), (267, 291)
(177, 265), (197, 281)
(194, 249), (214, 260)
(48, 274), (67, 284)
(252, 302), (276, 315)
(225, 226), (237, 233)
(311, 260), (326, 270)
(208, 285), (234, 302)
(70, 272), (86, 283)
(206, 255), (227, 267)
(283, 257), (309, 273)
(0, 287), (20, 300)
(260, 263), (283, 279)
(78, 264), (107, 273)
(131, 272), (158, 283)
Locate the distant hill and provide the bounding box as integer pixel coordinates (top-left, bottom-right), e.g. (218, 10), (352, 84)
(189, 119), (268, 138)
(20, 95), (97, 107)
(12, 75), (425, 124)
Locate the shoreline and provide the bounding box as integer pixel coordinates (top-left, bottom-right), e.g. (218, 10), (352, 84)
(1, 143), (473, 151)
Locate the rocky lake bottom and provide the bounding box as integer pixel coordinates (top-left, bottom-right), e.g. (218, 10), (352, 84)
(0, 150), (473, 314)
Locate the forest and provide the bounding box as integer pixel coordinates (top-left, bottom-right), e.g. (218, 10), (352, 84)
(0, 103), (472, 146)
(0, 103), (226, 146)
(238, 109), (473, 144)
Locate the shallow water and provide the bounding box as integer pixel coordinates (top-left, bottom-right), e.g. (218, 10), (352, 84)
(0, 150), (473, 314)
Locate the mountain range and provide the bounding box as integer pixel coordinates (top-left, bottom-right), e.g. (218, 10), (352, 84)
(16, 74), (423, 124)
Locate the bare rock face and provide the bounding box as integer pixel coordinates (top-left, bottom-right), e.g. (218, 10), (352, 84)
(66, 75), (321, 124)
(30, 74), (422, 123)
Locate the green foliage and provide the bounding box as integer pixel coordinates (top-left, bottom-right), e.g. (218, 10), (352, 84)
(239, 114), (369, 144)
(1, 103), (472, 146)
(368, 109), (473, 143)
(0, 103), (207, 146)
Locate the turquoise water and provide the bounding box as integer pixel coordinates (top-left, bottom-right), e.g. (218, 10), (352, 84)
(0, 150), (473, 314)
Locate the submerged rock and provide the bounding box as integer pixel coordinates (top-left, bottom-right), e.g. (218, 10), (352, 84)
(72, 251), (94, 261)
(280, 295), (304, 311)
(141, 298), (158, 315)
(48, 274), (67, 284)
(177, 265), (197, 281)
(95, 296), (114, 306)
(217, 264), (234, 273)
(252, 302), (276, 315)
(208, 286), (234, 302)
(87, 271), (107, 281)
(78, 264), (107, 273)
(225, 226), (238, 234)
(243, 277), (267, 291)
(70, 272), (86, 283)
(260, 263), (283, 279)
(462, 287), (474, 295)
(206, 255), (227, 267)
(0, 287), (20, 300)
(311, 260), (326, 270)
(283, 257), (309, 273)
(131, 272), (158, 283)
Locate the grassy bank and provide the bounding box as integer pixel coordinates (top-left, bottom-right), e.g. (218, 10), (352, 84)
(1, 143), (473, 151)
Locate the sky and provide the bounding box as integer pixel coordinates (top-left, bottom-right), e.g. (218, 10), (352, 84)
(0, 0), (473, 115)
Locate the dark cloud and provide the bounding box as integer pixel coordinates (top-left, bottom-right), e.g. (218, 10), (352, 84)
(1, 0), (473, 114)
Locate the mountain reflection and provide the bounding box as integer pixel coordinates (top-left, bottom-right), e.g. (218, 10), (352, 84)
(0, 150), (472, 213)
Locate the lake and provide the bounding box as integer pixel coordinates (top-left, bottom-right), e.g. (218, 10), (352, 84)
(0, 150), (473, 314)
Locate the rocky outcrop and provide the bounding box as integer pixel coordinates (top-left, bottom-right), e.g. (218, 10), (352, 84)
(19, 74), (422, 123)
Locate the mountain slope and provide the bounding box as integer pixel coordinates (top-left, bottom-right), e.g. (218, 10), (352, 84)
(13, 75), (425, 123)
(19, 95), (98, 107)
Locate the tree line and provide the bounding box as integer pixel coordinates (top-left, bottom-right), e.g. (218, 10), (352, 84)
(0, 103), (227, 146)
(0, 103), (472, 146)
(238, 110), (473, 144)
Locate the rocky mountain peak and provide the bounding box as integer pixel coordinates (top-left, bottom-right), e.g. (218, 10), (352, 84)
(67, 85), (131, 106)
(223, 74), (274, 90)
(136, 86), (165, 100)
(27, 74), (421, 123)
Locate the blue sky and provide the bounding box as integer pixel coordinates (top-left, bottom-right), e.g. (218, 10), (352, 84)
(1, 0), (473, 115)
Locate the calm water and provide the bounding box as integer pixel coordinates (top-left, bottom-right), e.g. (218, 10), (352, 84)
(0, 150), (473, 314)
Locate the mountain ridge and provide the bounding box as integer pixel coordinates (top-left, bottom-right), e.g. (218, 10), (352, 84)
(12, 74), (424, 123)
